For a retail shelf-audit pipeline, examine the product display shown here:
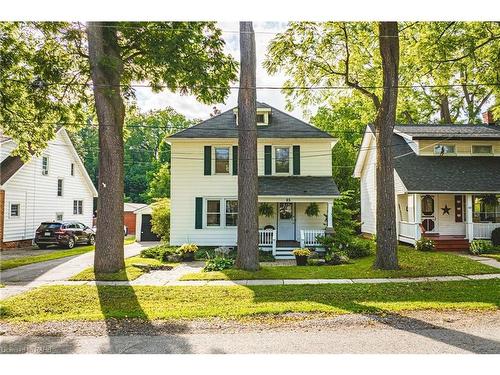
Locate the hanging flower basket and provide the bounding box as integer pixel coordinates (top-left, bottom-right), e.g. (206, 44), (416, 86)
(259, 203), (274, 217)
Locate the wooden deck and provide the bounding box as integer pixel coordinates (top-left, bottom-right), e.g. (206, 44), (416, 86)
(423, 234), (469, 252)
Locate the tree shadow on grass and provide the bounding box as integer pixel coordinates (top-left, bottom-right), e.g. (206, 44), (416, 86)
(95, 282), (193, 354)
(248, 282), (500, 354)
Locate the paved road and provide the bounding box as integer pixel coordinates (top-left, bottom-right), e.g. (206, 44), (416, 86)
(1, 319), (499, 354)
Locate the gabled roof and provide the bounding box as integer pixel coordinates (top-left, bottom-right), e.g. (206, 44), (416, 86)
(169, 102), (333, 139)
(394, 124), (500, 140)
(0, 128), (98, 197)
(124, 202), (148, 212)
(258, 176), (340, 196)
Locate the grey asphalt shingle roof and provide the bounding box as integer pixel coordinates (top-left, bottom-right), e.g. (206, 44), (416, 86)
(169, 102), (333, 139)
(395, 124), (500, 139)
(258, 176), (340, 196)
(392, 133), (500, 192)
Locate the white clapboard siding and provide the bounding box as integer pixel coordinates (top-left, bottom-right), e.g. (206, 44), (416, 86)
(359, 133), (377, 235)
(2, 129), (96, 242)
(169, 138), (333, 246)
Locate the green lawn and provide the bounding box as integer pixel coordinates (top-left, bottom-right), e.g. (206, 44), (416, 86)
(0, 279), (498, 322)
(69, 256), (178, 281)
(181, 247), (500, 280)
(0, 237), (136, 271)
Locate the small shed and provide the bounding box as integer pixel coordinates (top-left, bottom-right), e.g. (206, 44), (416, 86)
(135, 204), (160, 242)
(124, 203), (147, 235)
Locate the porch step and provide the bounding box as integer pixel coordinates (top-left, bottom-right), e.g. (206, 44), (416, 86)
(426, 238), (470, 252)
(274, 247), (325, 260)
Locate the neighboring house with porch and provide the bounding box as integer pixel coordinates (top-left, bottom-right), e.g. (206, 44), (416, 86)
(354, 121), (500, 251)
(0, 128), (98, 248)
(168, 102), (340, 258)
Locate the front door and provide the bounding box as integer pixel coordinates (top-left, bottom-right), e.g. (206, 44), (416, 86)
(278, 202), (295, 240)
(421, 194), (437, 233)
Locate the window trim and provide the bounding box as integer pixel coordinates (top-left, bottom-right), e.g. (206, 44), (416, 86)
(471, 144), (493, 155)
(56, 212), (64, 221)
(9, 202), (21, 219)
(204, 197), (238, 229)
(213, 145), (232, 175)
(42, 156), (49, 175)
(73, 199), (84, 215)
(433, 144), (456, 156)
(225, 199), (238, 227)
(57, 178), (64, 197)
(274, 146), (291, 175)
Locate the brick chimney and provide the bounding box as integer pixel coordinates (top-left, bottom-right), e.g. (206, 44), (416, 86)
(482, 110), (495, 125)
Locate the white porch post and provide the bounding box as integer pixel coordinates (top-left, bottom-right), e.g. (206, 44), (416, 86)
(414, 194), (421, 241)
(327, 201), (333, 228)
(466, 194), (473, 242)
(272, 229), (277, 256)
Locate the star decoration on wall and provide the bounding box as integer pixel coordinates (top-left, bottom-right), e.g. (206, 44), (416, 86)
(441, 204), (451, 215)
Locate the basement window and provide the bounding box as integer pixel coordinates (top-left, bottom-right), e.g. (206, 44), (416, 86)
(433, 144), (456, 156)
(471, 145), (493, 155)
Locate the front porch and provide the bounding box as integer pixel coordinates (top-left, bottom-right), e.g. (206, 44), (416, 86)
(397, 193), (500, 248)
(257, 200), (333, 259)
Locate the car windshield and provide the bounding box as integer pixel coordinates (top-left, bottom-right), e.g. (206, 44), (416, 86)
(38, 223), (62, 230)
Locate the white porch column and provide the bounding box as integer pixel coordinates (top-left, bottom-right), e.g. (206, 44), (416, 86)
(327, 201), (333, 228)
(466, 194), (473, 242)
(414, 194), (421, 240)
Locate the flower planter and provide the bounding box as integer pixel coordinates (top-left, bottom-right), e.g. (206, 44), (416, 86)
(182, 252), (195, 262)
(295, 255), (308, 266)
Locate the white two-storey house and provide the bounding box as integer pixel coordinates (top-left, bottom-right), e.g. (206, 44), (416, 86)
(168, 102), (339, 258)
(0, 127), (98, 248)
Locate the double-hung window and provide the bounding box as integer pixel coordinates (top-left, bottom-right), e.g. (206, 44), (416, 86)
(42, 156), (49, 175)
(10, 203), (20, 218)
(73, 200), (83, 215)
(206, 199), (238, 227)
(225, 200), (238, 227)
(206, 200), (221, 226)
(215, 147), (230, 174)
(275, 147), (290, 173)
(57, 179), (63, 197)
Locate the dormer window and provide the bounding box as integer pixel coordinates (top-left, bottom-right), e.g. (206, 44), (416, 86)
(433, 144), (455, 156)
(233, 107), (271, 126)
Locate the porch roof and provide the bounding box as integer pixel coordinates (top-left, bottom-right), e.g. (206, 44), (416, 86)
(258, 176), (340, 197)
(393, 134), (500, 193)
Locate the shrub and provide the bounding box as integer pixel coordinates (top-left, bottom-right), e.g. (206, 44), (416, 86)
(292, 248), (311, 257)
(492, 227), (500, 246)
(415, 238), (435, 252)
(344, 238), (373, 259)
(203, 257), (234, 272)
(307, 258), (324, 266)
(469, 239), (499, 255)
(179, 243), (198, 254)
(151, 198), (170, 242)
(325, 253), (349, 265)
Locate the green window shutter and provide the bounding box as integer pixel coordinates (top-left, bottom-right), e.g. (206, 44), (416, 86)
(232, 145), (238, 175)
(195, 197), (203, 229)
(293, 145), (300, 175)
(204, 146), (212, 175)
(264, 145), (272, 175)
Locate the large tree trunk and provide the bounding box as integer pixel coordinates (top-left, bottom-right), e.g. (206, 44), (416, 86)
(373, 22), (399, 270)
(87, 22), (126, 273)
(439, 95), (452, 123)
(235, 21), (259, 271)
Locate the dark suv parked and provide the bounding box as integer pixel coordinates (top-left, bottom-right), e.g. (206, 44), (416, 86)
(35, 221), (95, 249)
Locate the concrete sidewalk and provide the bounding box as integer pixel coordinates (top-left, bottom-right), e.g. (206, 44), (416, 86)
(0, 241), (159, 299)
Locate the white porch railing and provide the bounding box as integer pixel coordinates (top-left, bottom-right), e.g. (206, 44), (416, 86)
(258, 229), (276, 255)
(472, 222), (500, 239)
(399, 221), (418, 239)
(300, 229), (325, 247)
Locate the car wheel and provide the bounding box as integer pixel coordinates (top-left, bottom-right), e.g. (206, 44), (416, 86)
(37, 244), (48, 249)
(88, 235), (95, 245)
(66, 237), (75, 249)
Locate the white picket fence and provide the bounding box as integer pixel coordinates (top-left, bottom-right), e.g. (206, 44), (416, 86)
(472, 222), (500, 239)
